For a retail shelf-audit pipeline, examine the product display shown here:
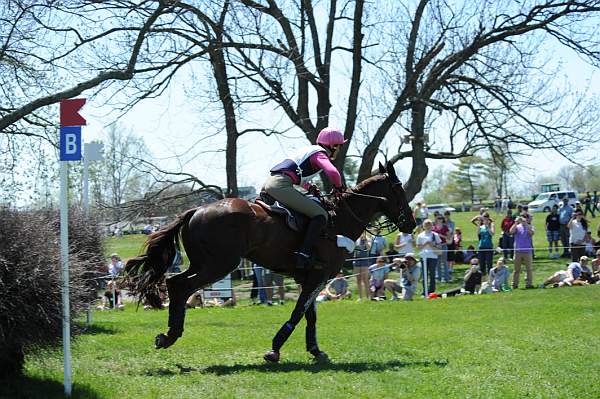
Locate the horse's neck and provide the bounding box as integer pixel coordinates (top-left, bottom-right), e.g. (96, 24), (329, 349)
(334, 191), (380, 240)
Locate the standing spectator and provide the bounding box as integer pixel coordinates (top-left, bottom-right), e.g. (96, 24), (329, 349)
(417, 219), (442, 296)
(574, 201), (583, 214)
(368, 228), (386, 259)
(108, 253), (124, 278)
(592, 190), (599, 217)
(500, 209), (515, 261)
(567, 210), (587, 262)
(432, 215), (451, 282)
(488, 257), (510, 292)
(545, 205), (561, 259)
(558, 197), (573, 258)
(368, 257), (390, 300)
(583, 192), (595, 218)
(252, 263), (268, 305)
(510, 215), (535, 289)
(384, 254), (421, 301)
(413, 202), (429, 232)
(394, 231), (414, 256)
(476, 213), (495, 275)
(501, 197), (509, 212)
(353, 232), (370, 301)
(507, 196), (514, 210)
(385, 242), (399, 263)
(444, 211), (456, 274)
(494, 196), (502, 214)
(263, 270), (286, 305)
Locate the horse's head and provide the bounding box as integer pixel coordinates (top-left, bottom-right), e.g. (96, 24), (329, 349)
(375, 161), (417, 234)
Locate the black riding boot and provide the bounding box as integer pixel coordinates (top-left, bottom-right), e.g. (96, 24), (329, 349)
(294, 215), (327, 270)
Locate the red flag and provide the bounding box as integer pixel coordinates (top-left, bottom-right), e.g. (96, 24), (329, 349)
(60, 98), (87, 127)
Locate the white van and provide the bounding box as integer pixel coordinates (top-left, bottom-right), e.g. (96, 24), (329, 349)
(527, 190), (578, 212)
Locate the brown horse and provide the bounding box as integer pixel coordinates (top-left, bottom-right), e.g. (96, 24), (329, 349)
(125, 162), (416, 362)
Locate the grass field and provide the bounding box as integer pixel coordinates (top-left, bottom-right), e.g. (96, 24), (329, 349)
(4, 211), (600, 398)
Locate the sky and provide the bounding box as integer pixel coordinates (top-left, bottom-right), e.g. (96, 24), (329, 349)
(79, 17), (600, 200)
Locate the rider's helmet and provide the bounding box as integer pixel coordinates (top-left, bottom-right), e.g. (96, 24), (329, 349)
(316, 127), (346, 148)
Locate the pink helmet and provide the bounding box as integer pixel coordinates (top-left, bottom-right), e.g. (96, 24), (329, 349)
(316, 127), (346, 146)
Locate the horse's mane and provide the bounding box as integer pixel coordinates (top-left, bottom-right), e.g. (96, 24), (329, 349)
(351, 174), (386, 193)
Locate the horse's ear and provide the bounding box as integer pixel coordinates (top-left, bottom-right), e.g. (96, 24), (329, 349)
(378, 162), (386, 175)
(386, 161), (399, 183)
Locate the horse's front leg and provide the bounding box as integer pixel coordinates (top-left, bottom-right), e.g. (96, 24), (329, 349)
(264, 277), (325, 362)
(305, 301), (329, 362)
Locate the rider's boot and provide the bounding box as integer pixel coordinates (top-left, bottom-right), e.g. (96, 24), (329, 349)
(294, 214), (327, 270)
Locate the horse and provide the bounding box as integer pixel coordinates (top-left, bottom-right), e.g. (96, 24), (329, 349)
(125, 161), (416, 362)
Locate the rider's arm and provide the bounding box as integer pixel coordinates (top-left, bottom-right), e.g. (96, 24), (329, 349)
(311, 152), (342, 188)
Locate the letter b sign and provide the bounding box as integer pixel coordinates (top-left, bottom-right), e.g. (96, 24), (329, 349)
(60, 126), (82, 161)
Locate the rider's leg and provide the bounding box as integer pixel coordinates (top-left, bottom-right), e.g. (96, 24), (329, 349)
(295, 214), (327, 269)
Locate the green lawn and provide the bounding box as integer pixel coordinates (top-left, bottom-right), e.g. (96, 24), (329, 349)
(4, 285), (599, 398)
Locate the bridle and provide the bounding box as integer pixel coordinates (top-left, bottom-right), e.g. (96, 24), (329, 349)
(333, 175), (410, 235)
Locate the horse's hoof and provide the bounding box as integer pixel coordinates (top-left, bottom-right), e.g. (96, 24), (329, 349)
(311, 350), (330, 363)
(263, 350), (280, 363)
(155, 333), (169, 349)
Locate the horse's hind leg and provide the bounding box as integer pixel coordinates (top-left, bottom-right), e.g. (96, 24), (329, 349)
(155, 264), (233, 349)
(264, 275), (326, 362)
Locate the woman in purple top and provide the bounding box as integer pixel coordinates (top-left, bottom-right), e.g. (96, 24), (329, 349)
(264, 127), (346, 269)
(509, 215), (535, 289)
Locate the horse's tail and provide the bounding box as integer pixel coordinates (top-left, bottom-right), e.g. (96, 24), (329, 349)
(124, 208), (197, 306)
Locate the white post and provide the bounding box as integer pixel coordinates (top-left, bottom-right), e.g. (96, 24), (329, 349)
(60, 161), (72, 397)
(83, 151), (89, 217)
(422, 259), (428, 298)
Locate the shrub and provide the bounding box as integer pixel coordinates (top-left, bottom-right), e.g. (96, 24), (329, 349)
(0, 208), (104, 377)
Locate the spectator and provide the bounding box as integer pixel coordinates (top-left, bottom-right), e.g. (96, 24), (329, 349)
(584, 231), (595, 257)
(353, 232), (371, 301)
(100, 280), (124, 310)
(583, 192), (595, 218)
(510, 215), (535, 289)
(463, 244), (476, 264)
(558, 197), (573, 258)
(444, 211), (457, 274)
(252, 263), (268, 305)
(385, 242), (399, 263)
(384, 254), (421, 301)
(592, 249), (600, 283)
(413, 202), (429, 231)
(545, 205), (561, 259)
(108, 253), (124, 278)
(500, 209), (515, 261)
(368, 228), (386, 259)
(501, 197), (509, 212)
(432, 215), (451, 282)
(470, 208), (487, 226)
(488, 257), (510, 292)
(316, 271), (351, 302)
(507, 196), (514, 210)
(168, 249), (182, 273)
(394, 231), (414, 257)
(368, 256), (390, 300)
(540, 257), (589, 288)
(592, 190), (599, 217)
(143, 224), (153, 235)
(463, 258), (483, 294)
(263, 270), (286, 305)
(417, 219), (442, 295)
(575, 201), (584, 214)
(567, 210), (587, 262)
(476, 213), (495, 275)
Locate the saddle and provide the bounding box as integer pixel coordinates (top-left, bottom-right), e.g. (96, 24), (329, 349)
(255, 191), (321, 232)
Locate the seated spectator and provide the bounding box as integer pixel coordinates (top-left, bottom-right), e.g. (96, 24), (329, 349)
(591, 249), (600, 284)
(316, 271), (352, 302)
(108, 253), (124, 278)
(98, 280), (124, 310)
(440, 258), (482, 297)
(369, 256), (390, 300)
(540, 256), (589, 288)
(463, 245), (476, 264)
(186, 290), (236, 308)
(463, 258), (483, 294)
(384, 253), (421, 301)
(488, 257), (510, 292)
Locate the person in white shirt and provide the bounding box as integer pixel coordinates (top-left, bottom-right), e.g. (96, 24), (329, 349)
(417, 219), (442, 295)
(108, 253), (124, 278)
(394, 231), (414, 256)
(567, 210), (587, 262)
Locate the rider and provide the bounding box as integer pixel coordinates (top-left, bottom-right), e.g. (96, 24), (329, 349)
(264, 126), (346, 270)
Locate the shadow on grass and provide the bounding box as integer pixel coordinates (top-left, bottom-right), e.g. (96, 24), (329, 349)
(145, 359), (448, 376)
(0, 374), (99, 399)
